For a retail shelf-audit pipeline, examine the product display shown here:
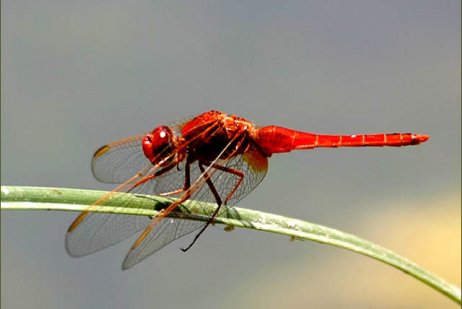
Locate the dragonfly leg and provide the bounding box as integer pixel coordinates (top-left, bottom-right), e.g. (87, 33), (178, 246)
(181, 134), (247, 252)
(180, 160), (245, 252)
(180, 161), (223, 252)
(201, 161), (244, 205)
(156, 155), (193, 210)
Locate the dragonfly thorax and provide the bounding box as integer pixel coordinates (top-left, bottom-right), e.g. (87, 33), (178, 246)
(183, 116), (253, 162)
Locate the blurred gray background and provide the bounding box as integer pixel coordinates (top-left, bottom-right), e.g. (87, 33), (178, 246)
(2, 1), (460, 308)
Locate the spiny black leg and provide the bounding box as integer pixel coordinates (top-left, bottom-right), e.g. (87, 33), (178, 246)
(180, 201), (222, 252)
(181, 133), (248, 252)
(183, 155), (192, 193)
(180, 161), (222, 252)
(198, 160), (244, 205)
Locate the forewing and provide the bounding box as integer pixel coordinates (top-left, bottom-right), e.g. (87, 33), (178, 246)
(66, 166), (163, 256)
(67, 154), (205, 257)
(91, 135), (148, 183)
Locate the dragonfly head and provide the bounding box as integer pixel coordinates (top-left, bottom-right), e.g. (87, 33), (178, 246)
(142, 126), (177, 166)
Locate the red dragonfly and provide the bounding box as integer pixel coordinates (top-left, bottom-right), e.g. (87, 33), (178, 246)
(66, 110), (429, 269)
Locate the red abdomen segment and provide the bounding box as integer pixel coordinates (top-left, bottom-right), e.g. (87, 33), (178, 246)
(254, 126), (429, 156)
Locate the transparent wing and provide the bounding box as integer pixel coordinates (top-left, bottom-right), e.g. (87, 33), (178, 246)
(66, 213), (151, 257)
(122, 219), (204, 270)
(65, 158), (195, 258)
(66, 164), (159, 257)
(91, 135), (147, 183)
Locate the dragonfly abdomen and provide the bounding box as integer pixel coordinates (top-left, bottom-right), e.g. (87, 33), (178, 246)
(254, 126), (429, 155)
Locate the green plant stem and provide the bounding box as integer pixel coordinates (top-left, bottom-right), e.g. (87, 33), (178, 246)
(1, 185), (460, 304)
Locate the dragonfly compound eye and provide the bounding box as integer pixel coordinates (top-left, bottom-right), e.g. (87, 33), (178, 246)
(142, 126), (176, 165)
